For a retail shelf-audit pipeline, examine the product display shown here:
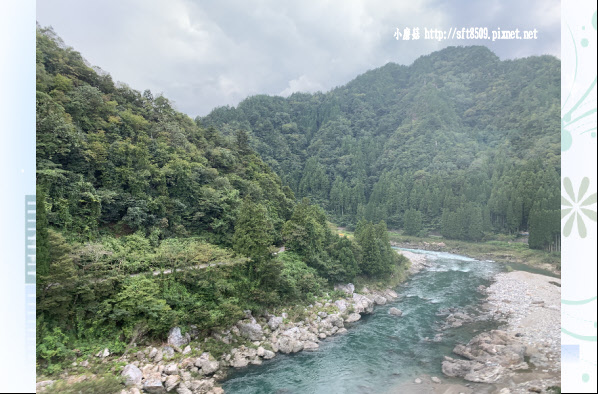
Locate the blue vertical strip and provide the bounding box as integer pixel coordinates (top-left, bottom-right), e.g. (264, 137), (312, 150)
(562, 344), (581, 363)
(25, 196), (36, 366)
(25, 195), (35, 284)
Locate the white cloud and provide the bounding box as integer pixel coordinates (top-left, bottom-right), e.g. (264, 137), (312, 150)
(279, 75), (324, 97)
(36, 0), (560, 117)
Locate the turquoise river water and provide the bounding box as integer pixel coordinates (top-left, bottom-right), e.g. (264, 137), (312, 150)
(222, 249), (505, 394)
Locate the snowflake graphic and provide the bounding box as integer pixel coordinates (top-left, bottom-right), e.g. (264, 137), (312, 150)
(562, 177), (597, 238)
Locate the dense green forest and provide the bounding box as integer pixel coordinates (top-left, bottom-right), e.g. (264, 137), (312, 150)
(35, 26), (406, 373)
(202, 46), (561, 250)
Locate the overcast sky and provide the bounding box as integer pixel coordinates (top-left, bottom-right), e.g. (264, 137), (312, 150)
(36, 0), (561, 117)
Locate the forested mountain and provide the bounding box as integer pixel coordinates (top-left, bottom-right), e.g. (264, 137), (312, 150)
(35, 26), (406, 372)
(202, 46), (561, 249)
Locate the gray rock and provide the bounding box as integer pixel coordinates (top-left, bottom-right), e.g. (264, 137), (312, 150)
(373, 295), (387, 305)
(388, 307), (403, 316)
(414, 378), (422, 384)
(143, 372), (166, 394)
(164, 363), (179, 375)
(195, 352), (219, 375)
(176, 385), (193, 394)
(352, 293), (375, 314)
(122, 364), (143, 386)
(277, 336), (303, 354)
(303, 341), (319, 351)
(317, 311), (328, 318)
(257, 346), (266, 357)
(334, 299), (348, 313)
(323, 314), (344, 328)
(162, 346), (175, 360)
(230, 354), (249, 368)
(345, 313), (361, 323)
(149, 347), (158, 359)
(238, 322), (264, 341)
(262, 349), (276, 359)
(336, 328), (348, 335)
(182, 345), (191, 355)
(431, 376), (441, 384)
(168, 327), (190, 349)
(96, 348), (110, 358)
(164, 375), (180, 392)
(334, 283), (355, 295)
(267, 316), (283, 330)
(189, 379), (215, 393)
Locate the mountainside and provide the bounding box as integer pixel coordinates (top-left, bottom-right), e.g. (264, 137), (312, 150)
(36, 26), (407, 374)
(202, 46), (561, 248)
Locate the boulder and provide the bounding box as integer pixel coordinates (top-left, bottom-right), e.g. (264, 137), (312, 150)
(373, 295), (387, 305)
(442, 358), (475, 378)
(189, 379), (215, 393)
(345, 313), (361, 323)
(162, 346), (175, 360)
(303, 341), (319, 351)
(388, 307), (403, 316)
(268, 316), (283, 330)
(143, 372), (166, 394)
(195, 352), (219, 375)
(230, 354), (249, 368)
(262, 349), (276, 359)
(176, 386), (193, 394)
(182, 345), (192, 355)
(122, 364), (143, 386)
(164, 363), (179, 375)
(96, 348), (110, 358)
(153, 348), (163, 362)
(277, 336), (303, 354)
(414, 378), (422, 384)
(167, 327), (190, 349)
(238, 322), (264, 341)
(164, 375), (180, 392)
(323, 314), (345, 328)
(334, 283), (355, 295)
(352, 293), (374, 314)
(334, 299), (348, 313)
(431, 376), (441, 384)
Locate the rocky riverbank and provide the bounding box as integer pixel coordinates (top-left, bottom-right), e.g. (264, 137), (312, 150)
(37, 269), (416, 393)
(440, 270), (561, 394)
(399, 249), (432, 274)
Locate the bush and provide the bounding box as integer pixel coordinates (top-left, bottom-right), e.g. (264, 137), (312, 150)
(277, 252), (326, 301)
(37, 327), (73, 373)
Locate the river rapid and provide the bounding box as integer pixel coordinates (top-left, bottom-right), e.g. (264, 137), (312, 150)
(222, 249), (503, 394)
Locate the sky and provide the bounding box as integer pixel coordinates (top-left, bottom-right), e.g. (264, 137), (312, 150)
(36, 0), (561, 117)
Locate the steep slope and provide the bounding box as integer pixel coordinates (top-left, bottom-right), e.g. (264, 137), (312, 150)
(35, 26), (407, 374)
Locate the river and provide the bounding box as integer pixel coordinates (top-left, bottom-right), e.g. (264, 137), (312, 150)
(221, 249), (503, 394)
